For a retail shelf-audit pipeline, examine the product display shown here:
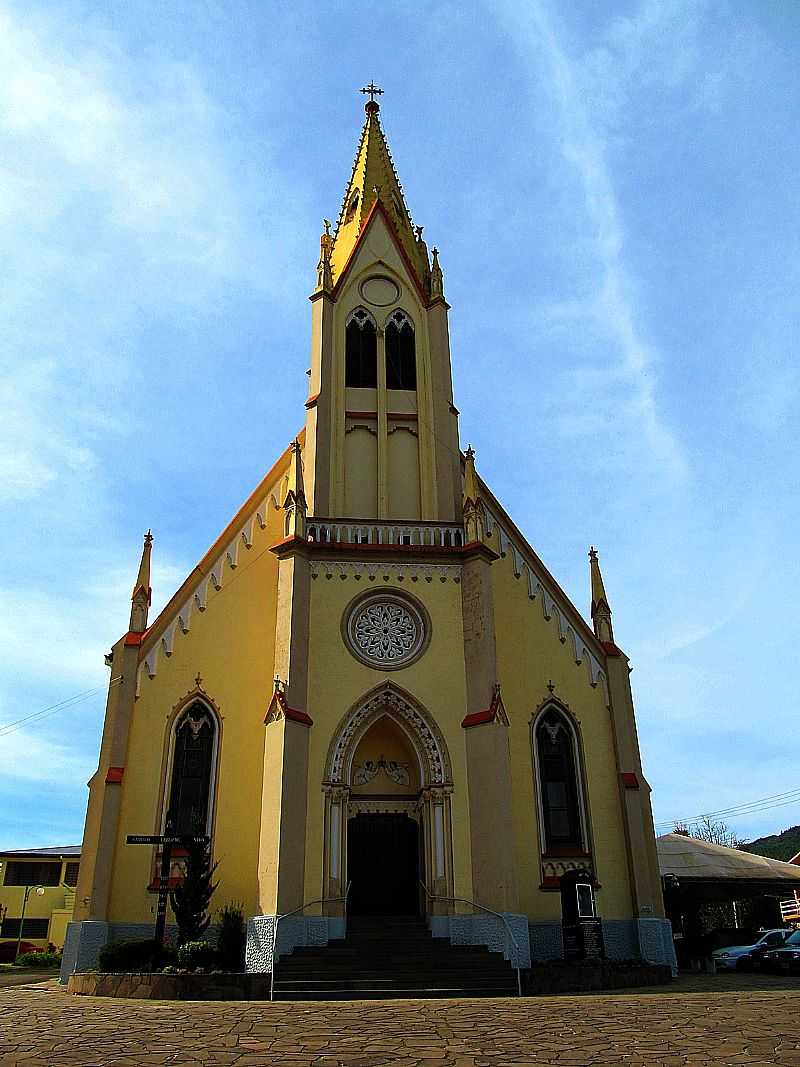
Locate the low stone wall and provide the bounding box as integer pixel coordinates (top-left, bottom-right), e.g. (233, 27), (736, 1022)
(524, 960), (672, 995)
(67, 971), (270, 1001)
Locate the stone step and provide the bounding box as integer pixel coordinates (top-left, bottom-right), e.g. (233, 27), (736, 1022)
(272, 985), (517, 1001)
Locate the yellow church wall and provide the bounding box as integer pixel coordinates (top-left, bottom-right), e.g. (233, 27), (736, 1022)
(302, 572), (473, 904)
(490, 547), (634, 922)
(387, 427), (421, 519)
(107, 497), (285, 925)
(344, 425), (378, 518)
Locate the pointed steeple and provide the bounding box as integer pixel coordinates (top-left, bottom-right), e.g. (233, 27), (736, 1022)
(129, 531), (153, 633)
(463, 446), (488, 545)
(330, 93), (430, 290)
(282, 439), (307, 540)
(589, 547), (614, 644)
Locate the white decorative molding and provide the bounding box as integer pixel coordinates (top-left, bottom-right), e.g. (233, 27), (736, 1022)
(135, 473), (284, 691)
(210, 557), (224, 591)
(326, 682), (452, 787)
(485, 507), (608, 704)
(346, 594), (426, 669)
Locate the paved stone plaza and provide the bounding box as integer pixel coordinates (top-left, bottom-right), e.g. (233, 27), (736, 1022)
(1, 974), (799, 1066)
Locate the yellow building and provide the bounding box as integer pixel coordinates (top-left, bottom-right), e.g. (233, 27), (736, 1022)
(63, 95), (675, 981)
(1, 846), (80, 954)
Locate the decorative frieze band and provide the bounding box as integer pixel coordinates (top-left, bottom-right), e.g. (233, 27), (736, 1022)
(310, 560), (461, 583)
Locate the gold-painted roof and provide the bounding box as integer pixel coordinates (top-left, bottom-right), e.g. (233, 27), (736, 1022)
(330, 102), (430, 291)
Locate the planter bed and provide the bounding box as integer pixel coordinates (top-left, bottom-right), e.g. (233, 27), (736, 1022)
(68, 971), (270, 1000)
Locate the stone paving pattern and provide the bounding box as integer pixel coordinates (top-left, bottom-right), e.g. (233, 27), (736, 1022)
(1, 974), (799, 1066)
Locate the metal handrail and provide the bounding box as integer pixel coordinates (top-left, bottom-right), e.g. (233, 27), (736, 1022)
(269, 882), (351, 1001)
(420, 880), (523, 997)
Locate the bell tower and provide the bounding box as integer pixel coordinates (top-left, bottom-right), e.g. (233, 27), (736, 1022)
(303, 88), (463, 524)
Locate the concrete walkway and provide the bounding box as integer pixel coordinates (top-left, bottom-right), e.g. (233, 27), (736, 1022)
(1, 973), (798, 1066)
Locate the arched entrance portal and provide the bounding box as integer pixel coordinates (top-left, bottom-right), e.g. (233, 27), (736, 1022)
(323, 683), (454, 915)
(347, 714), (421, 915)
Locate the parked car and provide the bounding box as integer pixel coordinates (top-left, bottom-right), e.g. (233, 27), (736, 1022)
(760, 929), (800, 975)
(711, 929), (791, 970)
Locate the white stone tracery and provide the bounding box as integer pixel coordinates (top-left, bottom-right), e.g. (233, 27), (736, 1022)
(348, 596), (423, 667)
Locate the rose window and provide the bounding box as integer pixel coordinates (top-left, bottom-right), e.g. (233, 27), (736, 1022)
(345, 594), (427, 669)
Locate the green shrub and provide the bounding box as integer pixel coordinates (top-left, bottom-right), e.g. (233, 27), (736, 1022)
(176, 940), (217, 970)
(97, 938), (174, 972)
(216, 902), (246, 971)
(15, 951), (62, 968)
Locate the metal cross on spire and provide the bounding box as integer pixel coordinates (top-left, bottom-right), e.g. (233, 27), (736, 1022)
(360, 81), (384, 103)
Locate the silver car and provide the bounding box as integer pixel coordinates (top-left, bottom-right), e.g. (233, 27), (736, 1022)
(712, 928), (790, 970)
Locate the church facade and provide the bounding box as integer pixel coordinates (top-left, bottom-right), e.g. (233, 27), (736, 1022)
(63, 97), (675, 979)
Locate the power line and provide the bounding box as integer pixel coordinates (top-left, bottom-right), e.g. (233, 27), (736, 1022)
(655, 787), (800, 830)
(0, 678), (122, 739)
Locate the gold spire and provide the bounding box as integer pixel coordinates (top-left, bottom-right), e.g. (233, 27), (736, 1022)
(329, 92), (430, 290)
(589, 547), (614, 643)
(129, 530), (153, 633)
(282, 439), (307, 540)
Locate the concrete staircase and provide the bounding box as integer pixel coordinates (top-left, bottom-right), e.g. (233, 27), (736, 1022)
(272, 915), (518, 1000)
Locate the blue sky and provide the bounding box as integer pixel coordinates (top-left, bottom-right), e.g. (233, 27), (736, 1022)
(1, 0), (798, 851)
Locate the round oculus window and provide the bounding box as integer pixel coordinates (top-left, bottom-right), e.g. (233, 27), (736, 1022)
(359, 275), (401, 307)
(344, 592), (428, 669)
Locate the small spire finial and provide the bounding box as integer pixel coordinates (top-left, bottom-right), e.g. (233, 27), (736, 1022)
(465, 443), (475, 461)
(360, 81), (384, 111)
(547, 679), (556, 694)
(589, 546), (614, 644)
(323, 218), (331, 237)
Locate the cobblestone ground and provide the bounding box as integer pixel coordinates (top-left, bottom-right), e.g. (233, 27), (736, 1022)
(1, 974), (799, 1067)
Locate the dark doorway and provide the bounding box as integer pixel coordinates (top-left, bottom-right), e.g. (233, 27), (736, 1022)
(347, 813), (420, 916)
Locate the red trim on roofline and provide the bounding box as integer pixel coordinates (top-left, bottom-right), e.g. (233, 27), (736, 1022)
(332, 198), (430, 307)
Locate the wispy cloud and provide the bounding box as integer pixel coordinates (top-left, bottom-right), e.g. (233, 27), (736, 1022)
(500, 0), (687, 479)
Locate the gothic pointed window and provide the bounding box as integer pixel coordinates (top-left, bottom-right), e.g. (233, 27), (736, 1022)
(167, 702), (217, 836)
(345, 308), (378, 388)
(535, 708), (584, 851)
(385, 309), (416, 390)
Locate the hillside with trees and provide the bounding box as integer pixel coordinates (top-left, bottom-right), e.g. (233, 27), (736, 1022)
(744, 825), (800, 861)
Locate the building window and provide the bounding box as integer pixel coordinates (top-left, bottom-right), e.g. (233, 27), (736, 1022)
(166, 703), (217, 836)
(3, 861), (61, 887)
(1, 918), (50, 939)
(535, 708), (584, 851)
(345, 308), (377, 388)
(385, 310), (416, 390)
(63, 861), (80, 887)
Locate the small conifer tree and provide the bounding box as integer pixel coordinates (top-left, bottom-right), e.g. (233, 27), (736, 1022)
(170, 837), (219, 945)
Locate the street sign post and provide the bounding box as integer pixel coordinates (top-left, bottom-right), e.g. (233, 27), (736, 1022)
(126, 829), (209, 953)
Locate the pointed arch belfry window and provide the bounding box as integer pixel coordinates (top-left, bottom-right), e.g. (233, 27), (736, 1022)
(345, 308), (377, 388)
(534, 707), (584, 851)
(385, 309), (416, 390)
(167, 702), (217, 836)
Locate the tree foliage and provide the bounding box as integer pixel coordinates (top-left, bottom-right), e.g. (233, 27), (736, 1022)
(169, 838), (219, 945)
